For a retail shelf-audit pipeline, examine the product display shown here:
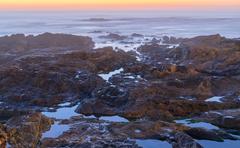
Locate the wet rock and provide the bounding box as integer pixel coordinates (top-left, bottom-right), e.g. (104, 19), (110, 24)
(131, 33), (144, 37)
(76, 85), (129, 116)
(0, 45), (135, 107)
(5, 113), (53, 148)
(110, 120), (188, 140)
(185, 126), (239, 141)
(0, 109), (30, 123)
(41, 116), (139, 148)
(93, 85), (128, 107)
(172, 132), (203, 148)
(41, 115), (190, 148)
(186, 128), (223, 141)
(99, 33), (127, 41)
(162, 36), (182, 44)
(194, 109), (240, 130)
(1, 33), (240, 147)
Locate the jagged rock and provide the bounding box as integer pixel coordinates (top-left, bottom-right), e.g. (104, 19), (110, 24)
(5, 113), (53, 148)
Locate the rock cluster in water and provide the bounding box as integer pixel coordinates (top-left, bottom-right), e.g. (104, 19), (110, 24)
(0, 33), (240, 148)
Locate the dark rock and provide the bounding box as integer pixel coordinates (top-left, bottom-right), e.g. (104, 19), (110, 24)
(99, 33), (127, 41)
(172, 132), (203, 148)
(194, 109), (240, 130)
(186, 128), (223, 141)
(40, 116), (139, 148)
(0, 33), (94, 53)
(131, 33), (144, 37)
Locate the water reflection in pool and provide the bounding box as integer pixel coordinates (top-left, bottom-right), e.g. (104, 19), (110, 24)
(135, 139), (172, 148)
(175, 119), (219, 130)
(42, 121), (70, 139)
(198, 140), (240, 148)
(42, 103), (79, 119)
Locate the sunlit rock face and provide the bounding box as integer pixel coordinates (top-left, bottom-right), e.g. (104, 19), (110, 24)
(5, 113), (53, 148)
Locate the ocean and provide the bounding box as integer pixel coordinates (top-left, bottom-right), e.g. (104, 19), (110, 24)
(0, 10), (239, 38)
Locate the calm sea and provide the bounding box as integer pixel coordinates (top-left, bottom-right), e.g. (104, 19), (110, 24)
(0, 10), (239, 38)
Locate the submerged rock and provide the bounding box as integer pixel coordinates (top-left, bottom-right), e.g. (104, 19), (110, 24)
(99, 33), (127, 41)
(172, 132), (203, 148)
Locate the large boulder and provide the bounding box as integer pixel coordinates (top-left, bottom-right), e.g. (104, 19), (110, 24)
(5, 113), (53, 148)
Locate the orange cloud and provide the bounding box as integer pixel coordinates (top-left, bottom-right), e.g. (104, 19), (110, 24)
(0, 0), (239, 10)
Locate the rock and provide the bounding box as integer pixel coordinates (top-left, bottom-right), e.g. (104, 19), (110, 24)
(171, 34), (240, 76)
(93, 85), (128, 107)
(194, 109), (240, 130)
(99, 33), (127, 41)
(131, 33), (144, 37)
(0, 33), (94, 54)
(0, 124), (7, 148)
(1, 33), (240, 147)
(40, 116), (139, 148)
(0, 46), (135, 107)
(186, 128), (223, 141)
(110, 120), (188, 140)
(172, 132), (203, 148)
(6, 113), (53, 148)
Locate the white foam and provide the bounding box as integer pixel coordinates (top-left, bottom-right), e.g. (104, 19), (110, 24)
(98, 68), (124, 82)
(135, 129), (142, 133)
(58, 102), (71, 107)
(124, 76), (135, 79)
(167, 44), (180, 49)
(205, 96), (224, 103)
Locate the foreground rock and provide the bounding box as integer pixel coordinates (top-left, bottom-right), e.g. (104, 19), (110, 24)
(0, 124), (7, 148)
(4, 113), (52, 148)
(40, 115), (203, 148)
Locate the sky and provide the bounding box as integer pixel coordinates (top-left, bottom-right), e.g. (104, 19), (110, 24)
(0, 0), (240, 10)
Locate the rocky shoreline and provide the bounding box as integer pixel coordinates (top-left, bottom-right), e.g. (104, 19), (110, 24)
(0, 33), (240, 148)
